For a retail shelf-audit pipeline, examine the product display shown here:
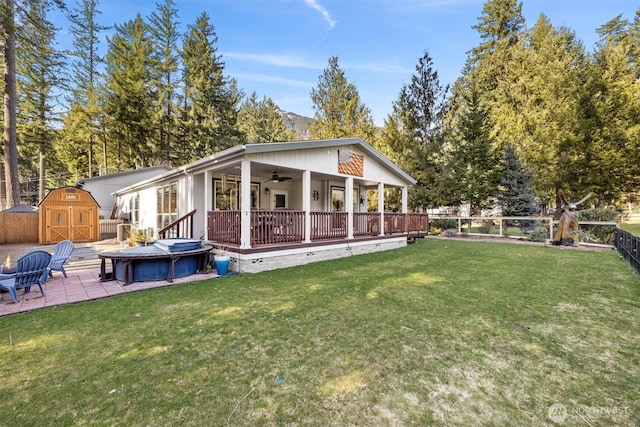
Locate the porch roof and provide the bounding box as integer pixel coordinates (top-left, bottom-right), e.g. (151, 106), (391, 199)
(114, 137), (416, 195)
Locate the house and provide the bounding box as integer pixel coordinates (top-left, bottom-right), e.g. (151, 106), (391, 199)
(113, 138), (429, 273)
(75, 165), (173, 219)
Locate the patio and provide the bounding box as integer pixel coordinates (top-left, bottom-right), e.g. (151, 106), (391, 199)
(0, 240), (221, 316)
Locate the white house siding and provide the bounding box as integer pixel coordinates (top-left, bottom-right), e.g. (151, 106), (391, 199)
(77, 165), (172, 219)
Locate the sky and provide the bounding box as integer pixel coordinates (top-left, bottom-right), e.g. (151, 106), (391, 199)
(55, 0), (638, 126)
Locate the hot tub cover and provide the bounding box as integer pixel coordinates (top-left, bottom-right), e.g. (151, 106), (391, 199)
(154, 238), (202, 253)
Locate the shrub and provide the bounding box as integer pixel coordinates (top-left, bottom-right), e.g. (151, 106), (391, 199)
(577, 209), (619, 244)
(478, 219), (494, 234)
(529, 226), (549, 242)
(430, 218), (458, 235)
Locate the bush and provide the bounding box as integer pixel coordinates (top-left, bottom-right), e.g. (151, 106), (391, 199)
(529, 226), (549, 242)
(430, 218), (458, 235)
(577, 209), (619, 244)
(478, 219), (494, 234)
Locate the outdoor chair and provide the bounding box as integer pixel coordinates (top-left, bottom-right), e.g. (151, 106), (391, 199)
(47, 239), (74, 278)
(0, 250), (52, 304)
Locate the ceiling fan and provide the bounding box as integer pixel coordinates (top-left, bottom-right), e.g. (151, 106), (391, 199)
(265, 171), (292, 183)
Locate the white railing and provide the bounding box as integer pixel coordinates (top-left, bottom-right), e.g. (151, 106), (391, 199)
(429, 216), (618, 243)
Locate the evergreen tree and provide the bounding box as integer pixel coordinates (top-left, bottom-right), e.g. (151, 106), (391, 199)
(65, 0), (108, 177)
(180, 12), (242, 163)
(582, 19), (640, 205)
(448, 84), (501, 215)
(498, 145), (539, 229)
(468, 0), (525, 95)
(104, 14), (155, 168)
(1, 0), (21, 206)
(309, 56), (376, 141)
(149, 0), (180, 165)
(15, 0), (65, 202)
(491, 15), (588, 197)
(382, 51), (452, 209)
(238, 92), (296, 143)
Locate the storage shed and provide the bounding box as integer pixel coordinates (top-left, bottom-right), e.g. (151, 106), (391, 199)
(39, 186), (100, 244)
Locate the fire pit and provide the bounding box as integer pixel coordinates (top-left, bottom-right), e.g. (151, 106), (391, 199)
(1, 258), (16, 275)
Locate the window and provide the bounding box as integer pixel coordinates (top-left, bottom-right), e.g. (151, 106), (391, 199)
(213, 179), (259, 210)
(157, 182), (177, 230)
(331, 186), (345, 211)
(129, 196), (139, 224)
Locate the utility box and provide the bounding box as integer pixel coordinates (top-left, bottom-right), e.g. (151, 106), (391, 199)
(117, 223), (133, 244)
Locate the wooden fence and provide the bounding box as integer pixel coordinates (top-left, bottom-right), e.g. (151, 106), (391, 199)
(0, 212), (39, 243)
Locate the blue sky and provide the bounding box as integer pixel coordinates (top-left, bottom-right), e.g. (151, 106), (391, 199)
(57, 0), (638, 126)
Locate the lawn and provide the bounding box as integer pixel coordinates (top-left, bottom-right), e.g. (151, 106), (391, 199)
(1, 239), (638, 426)
(620, 221), (640, 236)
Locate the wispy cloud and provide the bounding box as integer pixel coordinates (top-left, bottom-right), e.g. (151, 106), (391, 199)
(342, 61), (411, 74)
(304, 0), (337, 29)
(233, 72), (314, 89)
(224, 51), (323, 69)
(225, 51), (410, 75)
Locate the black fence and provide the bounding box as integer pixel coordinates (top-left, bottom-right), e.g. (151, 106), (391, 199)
(616, 228), (640, 276)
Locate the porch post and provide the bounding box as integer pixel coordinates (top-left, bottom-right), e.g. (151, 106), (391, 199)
(346, 176), (354, 239)
(204, 170), (211, 239)
(402, 186), (408, 213)
(302, 170), (312, 243)
(378, 182), (385, 236)
(402, 185), (409, 233)
(240, 160), (252, 249)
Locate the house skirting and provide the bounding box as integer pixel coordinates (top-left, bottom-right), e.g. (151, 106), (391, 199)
(226, 236), (408, 274)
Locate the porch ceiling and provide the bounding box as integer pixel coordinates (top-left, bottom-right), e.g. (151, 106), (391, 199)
(210, 161), (382, 187)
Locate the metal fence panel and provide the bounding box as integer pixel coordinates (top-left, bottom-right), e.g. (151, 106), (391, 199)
(616, 228), (640, 276)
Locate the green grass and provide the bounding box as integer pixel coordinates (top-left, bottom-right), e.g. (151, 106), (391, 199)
(620, 222), (640, 236)
(1, 239), (638, 426)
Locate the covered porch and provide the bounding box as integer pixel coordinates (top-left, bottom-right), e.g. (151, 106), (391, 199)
(124, 138), (428, 273)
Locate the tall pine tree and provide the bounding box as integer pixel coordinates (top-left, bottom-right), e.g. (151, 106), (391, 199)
(180, 12), (242, 162)
(16, 0), (65, 202)
(382, 51), (451, 209)
(65, 0), (108, 177)
(104, 14), (155, 168)
(149, 0), (180, 165)
(309, 56), (376, 141)
(238, 92), (295, 143)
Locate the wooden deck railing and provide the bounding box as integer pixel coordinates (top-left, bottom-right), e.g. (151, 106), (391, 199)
(159, 209), (196, 239)
(207, 210), (429, 247)
(250, 210), (305, 245)
(353, 212), (381, 236)
(384, 213), (406, 234)
(207, 210), (241, 244)
(407, 213), (430, 233)
(310, 212), (348, 240)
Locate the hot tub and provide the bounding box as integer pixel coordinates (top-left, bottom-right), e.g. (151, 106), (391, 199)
(99, 239), (212, 285)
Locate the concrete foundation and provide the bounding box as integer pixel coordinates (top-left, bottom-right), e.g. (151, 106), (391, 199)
(227, 237), (408, 274)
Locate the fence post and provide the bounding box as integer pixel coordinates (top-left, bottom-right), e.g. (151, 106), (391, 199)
(499, 218), (503, 236)
(548, 219), (554, 241)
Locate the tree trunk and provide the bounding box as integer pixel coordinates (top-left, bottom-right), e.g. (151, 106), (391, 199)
(3, 0), (21, 207)
(39, 142), (45, 202)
